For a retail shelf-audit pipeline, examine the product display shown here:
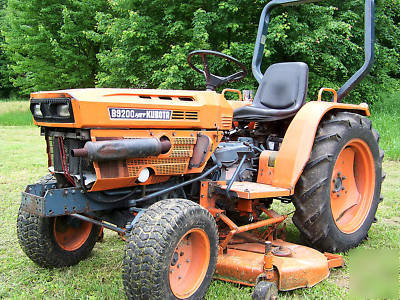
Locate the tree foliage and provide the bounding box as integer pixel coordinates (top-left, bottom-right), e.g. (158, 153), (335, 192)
(0, 0), (12, 96)
(92, 0), (400, 103)
(3, 0), (108, 94)
(1, 0), (399, 103)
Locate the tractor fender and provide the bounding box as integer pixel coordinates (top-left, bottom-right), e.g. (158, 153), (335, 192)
(272, 101), (370, 192)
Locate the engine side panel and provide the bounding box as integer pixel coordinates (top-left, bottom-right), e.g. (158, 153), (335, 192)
(89, 129), (223, 191)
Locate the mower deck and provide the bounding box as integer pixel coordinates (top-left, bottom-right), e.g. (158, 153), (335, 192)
(200, 180), (344, 292)
(215, 239), (344, 291)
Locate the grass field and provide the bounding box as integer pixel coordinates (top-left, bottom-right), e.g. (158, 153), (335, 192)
(0, 101), (32, 126)
(0, 94), (399, 299)
(370, 92), (400, 160)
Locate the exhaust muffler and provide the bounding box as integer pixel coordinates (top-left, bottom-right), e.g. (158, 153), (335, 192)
(71, 138), (171, 161)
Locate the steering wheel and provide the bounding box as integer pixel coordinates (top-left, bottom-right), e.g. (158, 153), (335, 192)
(187, 50), (248, 91)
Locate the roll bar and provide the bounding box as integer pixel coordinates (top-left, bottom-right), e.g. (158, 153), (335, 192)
(252, 0), (375, 102)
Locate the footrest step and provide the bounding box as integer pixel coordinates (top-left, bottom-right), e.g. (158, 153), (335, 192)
(218, 181), (290, 199)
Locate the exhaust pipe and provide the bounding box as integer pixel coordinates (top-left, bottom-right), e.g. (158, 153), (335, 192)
(71, 138), (171, 161)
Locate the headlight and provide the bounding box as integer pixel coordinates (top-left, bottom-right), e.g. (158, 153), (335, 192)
(30, 97), (74, 123)
(33, 104), (43, 117)
(56, 104), (70, 117)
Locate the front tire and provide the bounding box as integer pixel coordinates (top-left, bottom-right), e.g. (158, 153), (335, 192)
(122, 199), (218, 300)
(293, 112), (384, 252)
(17, 207), (101, 268)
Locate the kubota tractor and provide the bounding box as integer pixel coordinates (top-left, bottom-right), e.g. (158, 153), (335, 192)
(18, 0), (384, 299)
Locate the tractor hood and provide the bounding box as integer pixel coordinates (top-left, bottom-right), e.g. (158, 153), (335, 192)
(30, 88), (234, 130)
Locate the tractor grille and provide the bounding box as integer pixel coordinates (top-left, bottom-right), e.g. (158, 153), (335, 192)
(127, 158), (188, 176)
(126, 136), (196, 177)
(171, 111), (198, 120)
(173, 137), (196, 144)
(52, 137), (89, 175)
(137, 95), (195, 102)
(220, 115), (233, 129)
(169, 144), (193, 158)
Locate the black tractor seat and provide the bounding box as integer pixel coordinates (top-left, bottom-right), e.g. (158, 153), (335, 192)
(233, 62), (309, 122)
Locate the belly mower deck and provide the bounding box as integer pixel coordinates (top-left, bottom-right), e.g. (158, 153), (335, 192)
(200, 180), (344, 292)
(215, 239), (343, 291)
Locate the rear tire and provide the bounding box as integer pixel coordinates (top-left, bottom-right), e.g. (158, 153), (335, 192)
(122, 199), (218, 300)
(293, 112), (383, 252)
(17, 207), (101, 268)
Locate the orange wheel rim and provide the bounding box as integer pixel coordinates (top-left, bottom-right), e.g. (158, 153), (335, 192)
(169, 228), (210, 299)
(330, 139), (375, 234)
(53, 216), (93, 251)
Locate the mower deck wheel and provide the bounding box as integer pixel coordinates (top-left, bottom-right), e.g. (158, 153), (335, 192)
(252, 281), (278, 300)
(122, 199), (218, 300)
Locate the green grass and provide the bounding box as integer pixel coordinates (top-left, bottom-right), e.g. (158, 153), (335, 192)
(0, 111), (33, 126)
(0, 126), (399, 299)
(0, 100), (32, 126)
(370, 91), (400, 161)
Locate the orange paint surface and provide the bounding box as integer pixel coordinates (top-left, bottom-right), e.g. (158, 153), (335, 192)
(273, 101), (370, 192)
(31, 88), (234, 130)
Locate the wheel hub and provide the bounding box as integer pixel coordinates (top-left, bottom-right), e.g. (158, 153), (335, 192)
(330, 139), (376, 234)
(332, 172), (346, 197)
(53, 216), (92, 251)
(169, 229), (210, 299)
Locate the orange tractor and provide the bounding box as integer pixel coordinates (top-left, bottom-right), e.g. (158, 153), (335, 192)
(18, 0), (383, 299)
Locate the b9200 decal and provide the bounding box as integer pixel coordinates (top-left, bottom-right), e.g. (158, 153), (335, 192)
(109, 108), (172, 120)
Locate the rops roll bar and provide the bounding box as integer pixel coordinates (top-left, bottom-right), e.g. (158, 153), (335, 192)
(252, 0), (375, 102)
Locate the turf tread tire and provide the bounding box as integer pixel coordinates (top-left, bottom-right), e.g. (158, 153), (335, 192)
(17, 207), (101, 268)
(122, 199), (218, 300)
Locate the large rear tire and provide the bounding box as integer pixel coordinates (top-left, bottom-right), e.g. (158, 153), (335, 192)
(17, 207), (101, 268)
(122, 199), (218, 300)
(293, 112), (384, 252)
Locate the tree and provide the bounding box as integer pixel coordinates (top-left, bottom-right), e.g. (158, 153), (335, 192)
(93, 0), (263, 91)
(2, 0), (399, 102)
(0, 0), (12, 97)
(3, 0), (108, 95)
(94, 0), (400, 103)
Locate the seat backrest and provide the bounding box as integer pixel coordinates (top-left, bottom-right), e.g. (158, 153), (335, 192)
(253, 62), (309, 110)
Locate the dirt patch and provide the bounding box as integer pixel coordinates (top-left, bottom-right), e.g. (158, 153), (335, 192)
(328, 270), (349, 290)
(382, 216), (400, 227)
